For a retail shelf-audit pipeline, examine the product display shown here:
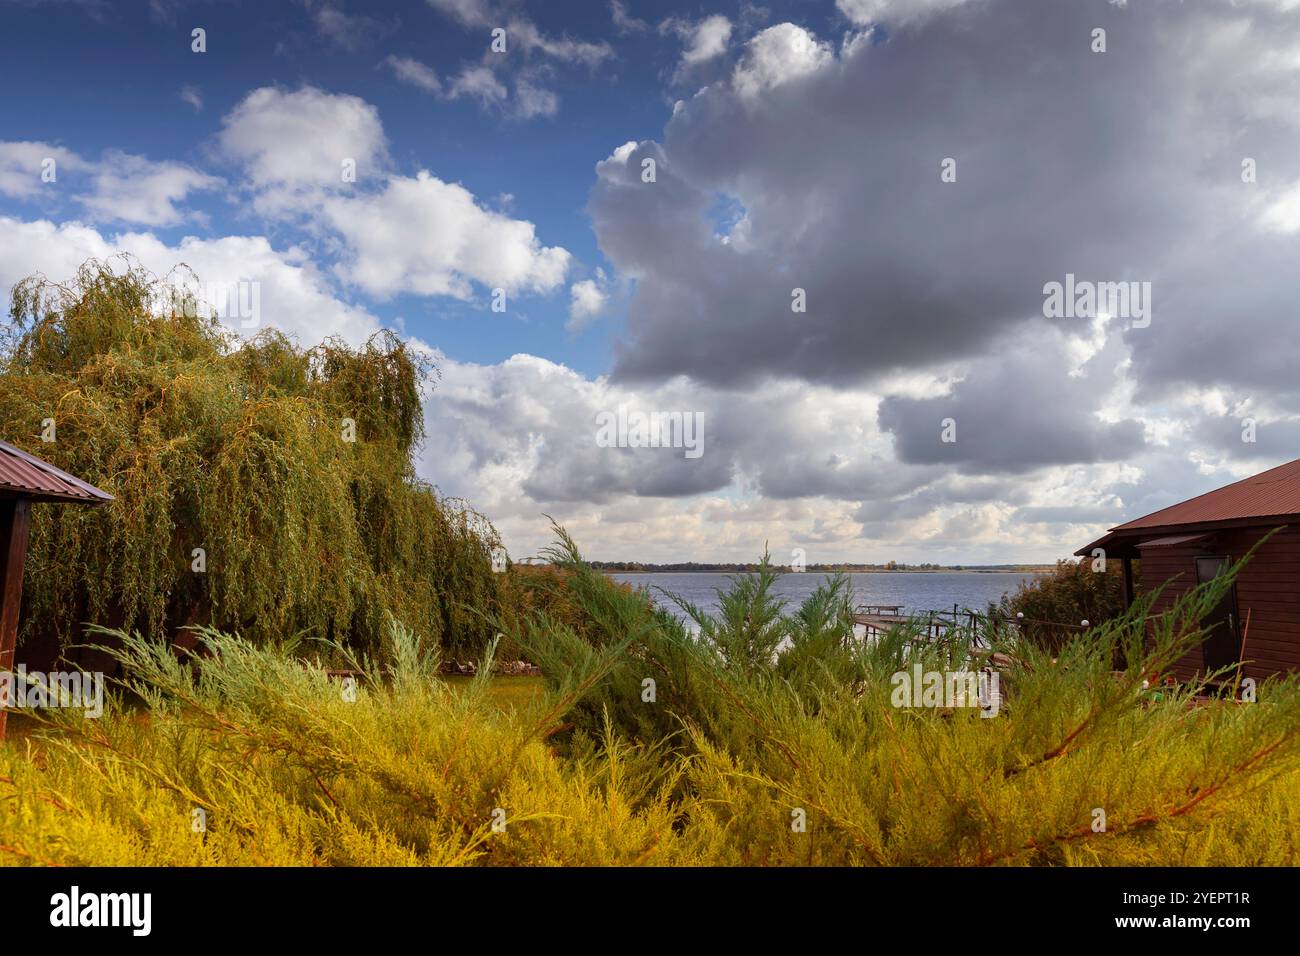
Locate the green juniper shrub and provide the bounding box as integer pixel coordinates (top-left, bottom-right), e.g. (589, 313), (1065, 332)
(3, 500), (1299, 864)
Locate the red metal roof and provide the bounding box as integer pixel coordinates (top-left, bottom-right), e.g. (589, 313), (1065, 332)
(1112, 457), (1300, 531)
(0, 440), (114, 505)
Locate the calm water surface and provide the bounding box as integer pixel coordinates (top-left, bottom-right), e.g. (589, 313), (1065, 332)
(609, 571), (1045, 620)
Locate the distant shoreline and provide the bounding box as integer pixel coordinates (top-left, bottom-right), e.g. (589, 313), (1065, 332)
(602, 567), (1053, 575)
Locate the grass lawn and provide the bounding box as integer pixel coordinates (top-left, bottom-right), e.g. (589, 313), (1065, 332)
(441, 674), (545, 711)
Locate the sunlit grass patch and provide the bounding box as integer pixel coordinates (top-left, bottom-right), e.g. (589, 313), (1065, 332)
(443, 675), (545, 711)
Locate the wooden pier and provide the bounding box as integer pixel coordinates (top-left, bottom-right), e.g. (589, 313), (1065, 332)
(852, 604), (981, 639)
(852, 604), (910, 634)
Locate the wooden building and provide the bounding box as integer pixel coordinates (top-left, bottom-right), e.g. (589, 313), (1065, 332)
(0, 439), (113, 739)
(1077, 457), (1300, 682)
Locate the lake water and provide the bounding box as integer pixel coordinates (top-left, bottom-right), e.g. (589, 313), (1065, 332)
(608, 571), (1045, 621)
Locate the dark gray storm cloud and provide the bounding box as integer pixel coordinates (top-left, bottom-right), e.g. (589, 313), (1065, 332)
(876, 319), (1147, 470)
(590, 0), (1300, 408)
(1191, 411), (1300, 461)
(418, 0), (1300, 561)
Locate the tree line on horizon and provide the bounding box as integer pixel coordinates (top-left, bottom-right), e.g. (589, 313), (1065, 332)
(591, 560), (1056, 573)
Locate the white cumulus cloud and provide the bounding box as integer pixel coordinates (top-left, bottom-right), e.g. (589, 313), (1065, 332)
(218, 86), (389, 213)
(0, 215), (382, 347)
(567, 277), (608, 329)
(732, 23), (834, 100)
(322, 171), (570, 299)
(80, 152), (222, 227)
(662, 14), (734, 74)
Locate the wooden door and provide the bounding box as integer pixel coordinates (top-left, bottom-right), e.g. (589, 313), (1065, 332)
(1195, 555), (1240, 675)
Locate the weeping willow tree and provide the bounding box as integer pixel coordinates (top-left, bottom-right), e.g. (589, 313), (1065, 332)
(0, 257), (505, 662)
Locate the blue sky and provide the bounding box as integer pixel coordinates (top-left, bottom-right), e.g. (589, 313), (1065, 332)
(7, 2), (581, 372)
(0, 0), (835, 375)
(3, 0), (1300, 565)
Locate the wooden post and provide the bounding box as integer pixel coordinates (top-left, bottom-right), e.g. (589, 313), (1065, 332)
(0, 499), (33, 741)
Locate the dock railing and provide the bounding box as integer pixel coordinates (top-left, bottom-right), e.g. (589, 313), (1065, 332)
(854, 604), (1091, 654)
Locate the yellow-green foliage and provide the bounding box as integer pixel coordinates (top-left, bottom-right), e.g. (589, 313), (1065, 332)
(0, 258), (504, 657)
(2, 530), (1299, 867)
(0, 622), (707, 866)
(512, 529), (1300, 866)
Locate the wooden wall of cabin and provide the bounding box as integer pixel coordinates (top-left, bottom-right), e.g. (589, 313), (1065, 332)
(1137, 525), (1300, 681)
(0, 499), (33, 740)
